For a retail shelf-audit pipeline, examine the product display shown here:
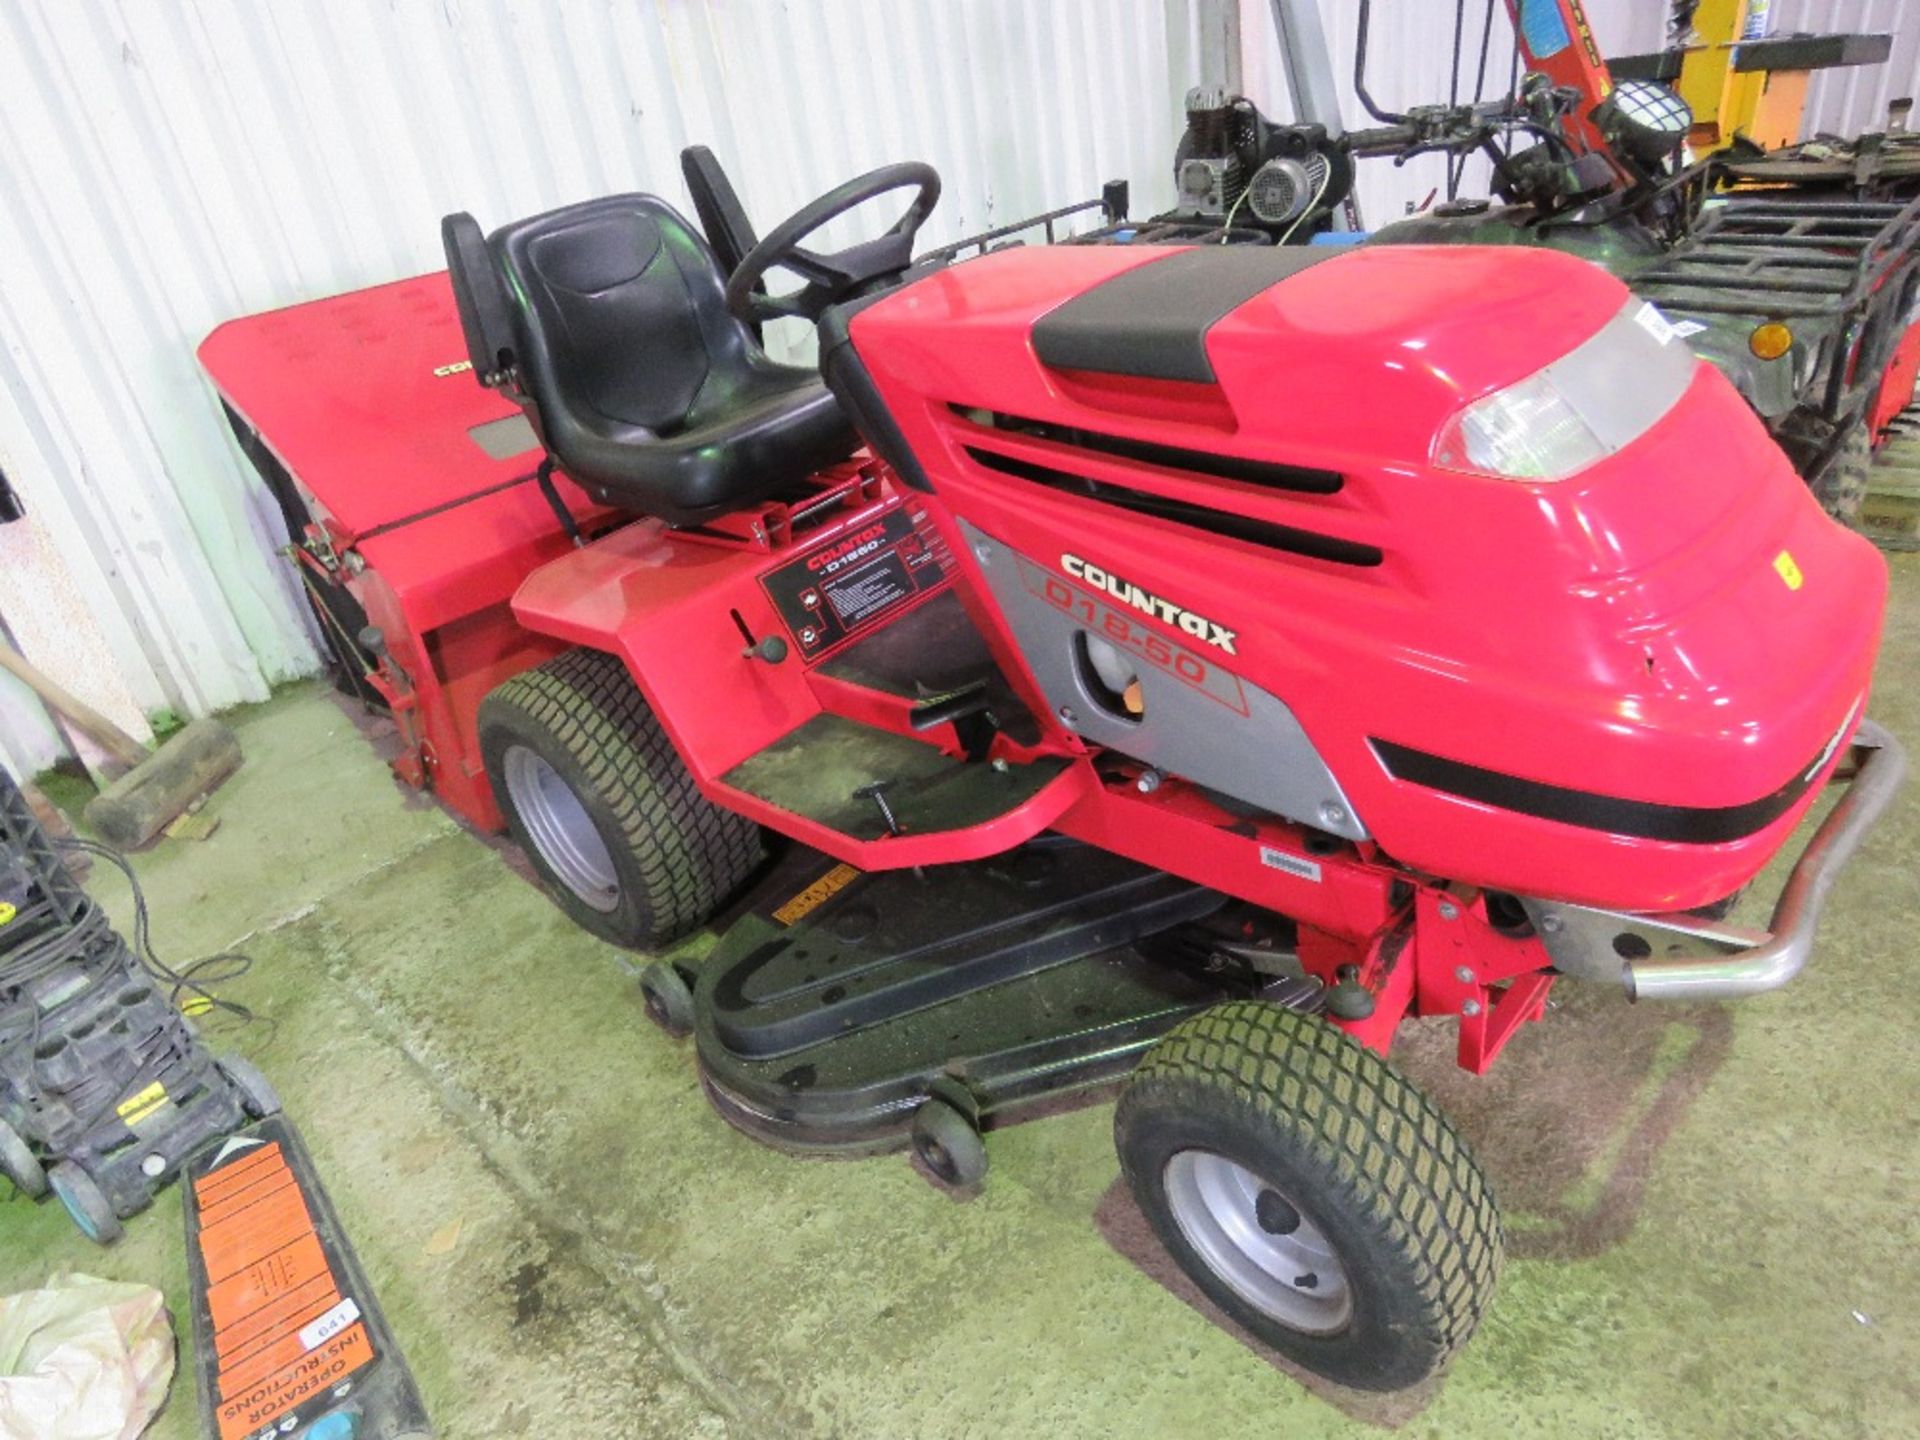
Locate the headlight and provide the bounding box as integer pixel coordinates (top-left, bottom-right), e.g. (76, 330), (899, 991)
(1433, 299), (1699, 482)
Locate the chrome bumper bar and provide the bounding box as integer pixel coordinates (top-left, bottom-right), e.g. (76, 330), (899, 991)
(1523, 719), (1907, 1003)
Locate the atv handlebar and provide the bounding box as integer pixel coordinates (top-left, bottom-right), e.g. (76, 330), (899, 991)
(1523, 719), (1907, 1003)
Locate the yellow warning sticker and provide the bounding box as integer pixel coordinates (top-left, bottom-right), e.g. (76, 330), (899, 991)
(116, 1081), (170, 1127)
(773, 863), (860, 926)
(1773, 550), (1804, 591)
(0, 901), (15, 927)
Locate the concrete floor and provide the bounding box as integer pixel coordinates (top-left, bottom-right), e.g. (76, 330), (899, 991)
(5, 555), (1919, 1439)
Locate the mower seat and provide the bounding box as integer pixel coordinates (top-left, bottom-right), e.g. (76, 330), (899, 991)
(442, 195), (856, 526)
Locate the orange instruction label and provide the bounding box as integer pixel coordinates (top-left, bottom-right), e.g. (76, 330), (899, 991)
(193, 1139), (375, 1440)
(216, 1322), (374, 1440)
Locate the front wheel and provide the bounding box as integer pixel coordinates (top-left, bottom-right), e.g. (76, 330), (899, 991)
(1114, 1001), (1502, 1391)
(1812, 421), (1871, 528)
(478, 650), (763, 948)
(48, 1162), (123, 1246)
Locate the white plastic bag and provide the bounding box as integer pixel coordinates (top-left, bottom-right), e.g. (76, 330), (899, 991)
(0, 1275), (174, 1440)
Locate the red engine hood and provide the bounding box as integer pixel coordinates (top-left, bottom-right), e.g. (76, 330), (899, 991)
(846, 241), (1889, 911)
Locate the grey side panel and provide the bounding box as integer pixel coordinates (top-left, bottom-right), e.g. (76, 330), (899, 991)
(961, 520), (1366, 840)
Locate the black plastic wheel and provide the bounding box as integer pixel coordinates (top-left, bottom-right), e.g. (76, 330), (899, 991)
(910, 1099), (987, 1188)
(47, 1161), (123, 1246)
(1115, 1001), (1502, 1391)
(478, 650), (764, 949)
(0, 1116), (46, 1199)
(639, 961), (696, 1037)
(217, 1054), (283, 1119)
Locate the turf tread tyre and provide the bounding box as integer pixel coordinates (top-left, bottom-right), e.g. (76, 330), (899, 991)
(480, 649), (762, 947)
(1813, 422), (1870, 528)
(1116, 1001), (1501, 1390)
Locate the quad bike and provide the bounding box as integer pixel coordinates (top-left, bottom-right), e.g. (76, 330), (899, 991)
(1121, 0), (1920, 537)
(200, 145), (1904, 1391)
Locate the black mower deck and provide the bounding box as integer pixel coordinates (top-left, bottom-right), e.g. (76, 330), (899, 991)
(690, 840), (1257, 1153)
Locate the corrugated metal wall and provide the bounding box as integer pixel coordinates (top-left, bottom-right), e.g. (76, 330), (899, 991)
(0, 0), (1200, 774)
(0, 0), (1910, 777)
(1771, 0), (1920, 138)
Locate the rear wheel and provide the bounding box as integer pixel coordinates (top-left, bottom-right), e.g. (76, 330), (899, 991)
(479, 649), (763, 948)
(1115, 1001), (1501, 1391)
(0, 1117), (46, 1199)
(217, 1054), (282, 1119)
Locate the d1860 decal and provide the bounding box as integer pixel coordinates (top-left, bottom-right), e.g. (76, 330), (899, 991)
(761, 503), (953, 661)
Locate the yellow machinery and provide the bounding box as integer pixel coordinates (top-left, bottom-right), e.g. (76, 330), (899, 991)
(1612, 0), (1893, 153)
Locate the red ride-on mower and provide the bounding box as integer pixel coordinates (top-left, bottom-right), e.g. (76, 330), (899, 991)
(201, 151), (1904, 1390)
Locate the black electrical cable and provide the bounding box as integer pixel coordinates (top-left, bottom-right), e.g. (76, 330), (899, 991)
(1452, 0), (1501, 195)
(50, 837), (268, 1041)
(1446, 0), (1467, 198)
(1469, 0), (1499, 105)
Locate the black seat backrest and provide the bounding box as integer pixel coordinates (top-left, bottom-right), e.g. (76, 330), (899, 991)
(442, 212), (519, 383)
(493, 195), (757, 441)
(679, 146), (760, 279)
(436, 193), (856, 527)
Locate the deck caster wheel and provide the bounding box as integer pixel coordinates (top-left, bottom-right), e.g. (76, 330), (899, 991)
(0, 1117), (46, 1199)
(1115, 1001), (1502, 1391)
(47, 1162), (123, 1246)
(640, 961), (696, 1037)
(216, 1054), (283, 1119)
(910, 1099), (986, 1188)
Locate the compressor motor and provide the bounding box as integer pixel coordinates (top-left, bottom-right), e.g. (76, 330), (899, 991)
(1171, 87), (1351, 233)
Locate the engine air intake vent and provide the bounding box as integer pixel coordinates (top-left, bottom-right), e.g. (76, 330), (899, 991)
(949, 406), (1342, 495)
(961, 446), (1381, 568)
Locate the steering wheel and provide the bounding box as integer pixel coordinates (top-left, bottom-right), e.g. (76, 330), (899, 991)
(724, 162), (941, 326)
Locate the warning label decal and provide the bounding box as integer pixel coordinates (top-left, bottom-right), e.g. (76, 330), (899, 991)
(773, 863), (861, 925)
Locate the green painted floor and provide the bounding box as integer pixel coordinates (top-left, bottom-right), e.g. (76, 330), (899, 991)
(5, 555), (1919, 1438)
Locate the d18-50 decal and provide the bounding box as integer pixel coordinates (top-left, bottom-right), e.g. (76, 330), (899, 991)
(960, 518), (1367, 841)
(761, 503), (953, 661)
(1019, 555), (1250, 716)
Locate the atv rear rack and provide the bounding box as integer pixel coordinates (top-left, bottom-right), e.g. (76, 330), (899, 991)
(1523, 720), (1907, 1002)
(1629, 190), (1920, 320)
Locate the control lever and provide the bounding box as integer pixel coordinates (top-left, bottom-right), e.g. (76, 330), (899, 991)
(853, 781), (904, 837)
(909, 681), (998, 763)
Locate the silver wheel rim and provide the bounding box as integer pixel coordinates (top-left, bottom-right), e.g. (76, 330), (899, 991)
(1164, 1150), (1353, 1334)
(503, 745), (621, 913)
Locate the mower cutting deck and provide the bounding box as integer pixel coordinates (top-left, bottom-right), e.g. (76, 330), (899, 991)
(201, 148), (1904, 1391)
